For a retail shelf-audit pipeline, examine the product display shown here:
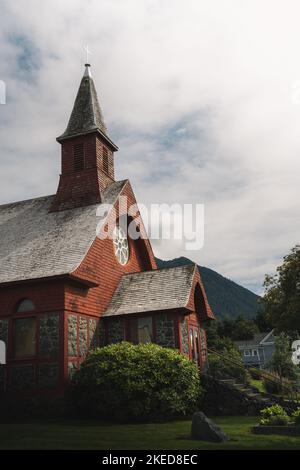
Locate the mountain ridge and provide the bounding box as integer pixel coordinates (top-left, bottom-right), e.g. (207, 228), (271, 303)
(156, 256), (261, 320)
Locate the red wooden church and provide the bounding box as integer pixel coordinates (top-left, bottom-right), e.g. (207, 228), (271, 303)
(0, 65), (214, 397)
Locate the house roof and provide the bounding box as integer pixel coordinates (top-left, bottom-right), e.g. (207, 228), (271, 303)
(0, 179), (127, 285)
(235, 330), (275, 348)
(57, 65), (118, 150)
(103, 264), (197, 317)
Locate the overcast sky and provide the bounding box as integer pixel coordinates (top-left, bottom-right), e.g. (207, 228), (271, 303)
(0, 0), (300, 294)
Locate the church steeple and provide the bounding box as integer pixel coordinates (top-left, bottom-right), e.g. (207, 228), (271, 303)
(50, 65), (118, 212)
(57, 64), (117, 150)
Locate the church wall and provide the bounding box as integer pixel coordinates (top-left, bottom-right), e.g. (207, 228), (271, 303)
(180, 311), (208, 371)
(0, 281), (65, 394)
(179, 317), (190, 355)
(0, 281), (64, 317)
(64, 182), (157, 319)
(95, 135), (115, 182)
(106, 318), (125, 344)
(155, 314), (176, 348)
(52, 133), (116, 211)
(61, 183), (158, 381)
(186, 267), (214, 321)
(65, 312), (99, 376)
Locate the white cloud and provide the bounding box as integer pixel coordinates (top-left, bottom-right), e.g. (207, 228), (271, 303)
(0, 0), (300, 293)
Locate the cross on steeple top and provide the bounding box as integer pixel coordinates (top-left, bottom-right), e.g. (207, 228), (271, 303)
(84, 44), (92, 65)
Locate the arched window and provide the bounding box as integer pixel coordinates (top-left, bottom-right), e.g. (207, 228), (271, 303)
(16, 298), (35, 313)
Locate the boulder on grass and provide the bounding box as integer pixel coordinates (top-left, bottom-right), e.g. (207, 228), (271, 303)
(191, 412), (229, 442)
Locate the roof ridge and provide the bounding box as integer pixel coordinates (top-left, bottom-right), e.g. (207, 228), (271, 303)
(0, 179), (128, 211)
(120, 263), (197, 278)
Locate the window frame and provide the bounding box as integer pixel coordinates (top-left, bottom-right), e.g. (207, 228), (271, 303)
(16, 298), (35, 313)
(113, 225), (130, 266)
(13, 316), (37, 359)
(129, 317), (154, 344)
(73, 143), (85, 172)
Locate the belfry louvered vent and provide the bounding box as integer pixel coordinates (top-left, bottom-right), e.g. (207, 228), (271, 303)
(73, 143), (85, 172)
(103, 147), (109, 175)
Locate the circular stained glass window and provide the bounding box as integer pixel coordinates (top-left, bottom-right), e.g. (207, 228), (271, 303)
(113, 226), (129, 266)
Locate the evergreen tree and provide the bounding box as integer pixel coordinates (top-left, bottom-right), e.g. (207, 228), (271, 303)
(263, 244), (300, 333)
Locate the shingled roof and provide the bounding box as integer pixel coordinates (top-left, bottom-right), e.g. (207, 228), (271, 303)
(235, 331), (275, 348)
(103, 265), (197, 317)
(0, 179), (127, 285)
(57, 65), (117, 150)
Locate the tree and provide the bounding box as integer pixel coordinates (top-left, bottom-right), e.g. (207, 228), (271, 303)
(268, 333), (298, 386)
(208, 343), (248, 383)
(218, 317), (235, 339)
(254, 309), (272, 332)
(263, 244), (300, 333)
(206, 319), (239, 351)
(230, 315), (259, 341)
(206, 315), (259, 347)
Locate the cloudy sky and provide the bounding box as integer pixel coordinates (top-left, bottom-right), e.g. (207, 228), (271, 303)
(0, 0), (300, 294)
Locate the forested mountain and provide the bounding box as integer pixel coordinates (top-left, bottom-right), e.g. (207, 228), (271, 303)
(156, 257), (261, 319)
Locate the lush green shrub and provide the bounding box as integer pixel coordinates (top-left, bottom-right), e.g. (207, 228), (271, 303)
(68, 342), (202, 422)
(248, 367), (261, 380)
(263, 378), (282, 395)
(260, 405), (289, 426)
(292, 408), (300, 426)
(262, 372), (294, 395)
(208, 347), (249, 383)
(267, 333), (299, 381)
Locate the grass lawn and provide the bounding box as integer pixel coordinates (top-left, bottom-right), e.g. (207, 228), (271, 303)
(1, 416), (300, 450)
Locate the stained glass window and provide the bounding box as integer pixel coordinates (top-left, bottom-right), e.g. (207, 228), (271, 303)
(130, 317), (153, 344)
(14, 318), (36, 358)
(138, 317), (153, 343)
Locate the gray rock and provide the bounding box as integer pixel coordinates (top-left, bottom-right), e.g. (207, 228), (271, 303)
(191, 412), (229, 442)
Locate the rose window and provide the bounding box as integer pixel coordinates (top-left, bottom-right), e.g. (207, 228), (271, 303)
(113, 226), (129, 265)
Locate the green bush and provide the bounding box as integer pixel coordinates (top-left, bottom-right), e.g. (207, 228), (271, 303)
(260, 405), (289, 426)
(68, 342), (202, 422)
(292, 408), (300, 426)
(249, 368), (261, 380)
(263, 378), (282, 395)
(208, 347), (249, 383)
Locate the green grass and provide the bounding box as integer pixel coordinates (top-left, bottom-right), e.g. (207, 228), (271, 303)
(250, 379), (265, 393)
(1, 416), (300, 450)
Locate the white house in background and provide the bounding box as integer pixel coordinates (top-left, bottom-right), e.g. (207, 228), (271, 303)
(235, 330), (276, 369)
